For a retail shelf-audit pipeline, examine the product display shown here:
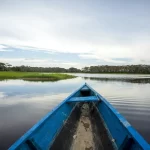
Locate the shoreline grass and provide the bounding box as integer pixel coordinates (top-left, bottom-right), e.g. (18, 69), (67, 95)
(0, 72), (76, 81)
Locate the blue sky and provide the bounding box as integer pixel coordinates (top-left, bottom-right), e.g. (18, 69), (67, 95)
(0, 0), (150, 68)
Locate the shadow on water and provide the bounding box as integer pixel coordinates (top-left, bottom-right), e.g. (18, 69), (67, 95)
(83, 77), (150, 84)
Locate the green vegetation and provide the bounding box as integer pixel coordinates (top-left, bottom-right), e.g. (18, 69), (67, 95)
(1, 62), (150, 74)
(0, 63), (81, 73)
(82, 65), (150, 74)
(0, 72), (75, 81)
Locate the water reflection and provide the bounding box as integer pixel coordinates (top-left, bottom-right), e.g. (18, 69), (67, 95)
(71, 73), (150, 79)
(83, 77), (150, 83)
(0, 75), (150, 149)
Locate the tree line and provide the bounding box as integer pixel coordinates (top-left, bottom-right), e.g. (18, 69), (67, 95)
(1, 62), (150, 74)
(0, 62), (81, 72)
(82, 65), (150, 74)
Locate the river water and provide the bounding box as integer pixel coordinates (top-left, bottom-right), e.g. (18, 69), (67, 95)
(0, 73), (150, 149)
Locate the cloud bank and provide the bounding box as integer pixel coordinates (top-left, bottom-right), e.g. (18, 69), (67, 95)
(0, 0), (150, 68)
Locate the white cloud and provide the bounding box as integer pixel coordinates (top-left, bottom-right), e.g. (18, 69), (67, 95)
(0, 45), (13, 52)
(0, 58), (51, 67)
(0, 58), (49, 62)
(79, 54), (100, 59)
(0, 45), (6, 50)
(0, 0), (150, 66)
(0, 58), (82, 68)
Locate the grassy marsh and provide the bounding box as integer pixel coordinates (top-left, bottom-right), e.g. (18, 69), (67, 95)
(0, 72), (76, 81)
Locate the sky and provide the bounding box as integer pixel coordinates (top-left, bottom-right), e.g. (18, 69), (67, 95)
(0, 0), (150, 68)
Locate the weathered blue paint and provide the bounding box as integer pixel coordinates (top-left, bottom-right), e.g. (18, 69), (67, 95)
(68, 96), (98, 102)
(9, 83), (150, 150)
(85, 84), (150, 150)
(9, 84), (85, 150)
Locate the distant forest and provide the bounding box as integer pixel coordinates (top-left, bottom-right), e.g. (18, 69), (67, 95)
(1, 62), (150, 74)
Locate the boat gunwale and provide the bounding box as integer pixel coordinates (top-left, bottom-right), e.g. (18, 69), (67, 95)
(9, 83), (150, 150)
(92, 102), (118, 150)
(49, 102), (79, 149)
(85, 84), (150, 149)
(9, 84), (85, 150)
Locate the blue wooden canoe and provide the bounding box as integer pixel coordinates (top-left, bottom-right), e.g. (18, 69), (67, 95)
(9, 83), (150, 150)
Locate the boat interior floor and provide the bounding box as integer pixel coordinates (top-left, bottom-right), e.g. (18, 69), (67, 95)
(50, 103), (115, 150)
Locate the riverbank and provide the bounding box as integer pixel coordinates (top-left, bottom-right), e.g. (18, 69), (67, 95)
(0, 72), (76, 81)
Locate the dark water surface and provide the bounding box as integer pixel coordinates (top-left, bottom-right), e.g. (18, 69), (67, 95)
(0, 74), (150, 149)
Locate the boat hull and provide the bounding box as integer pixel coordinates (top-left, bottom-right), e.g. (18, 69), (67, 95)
(50, 102), (114, 150)
(9, 84), (150, 150)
